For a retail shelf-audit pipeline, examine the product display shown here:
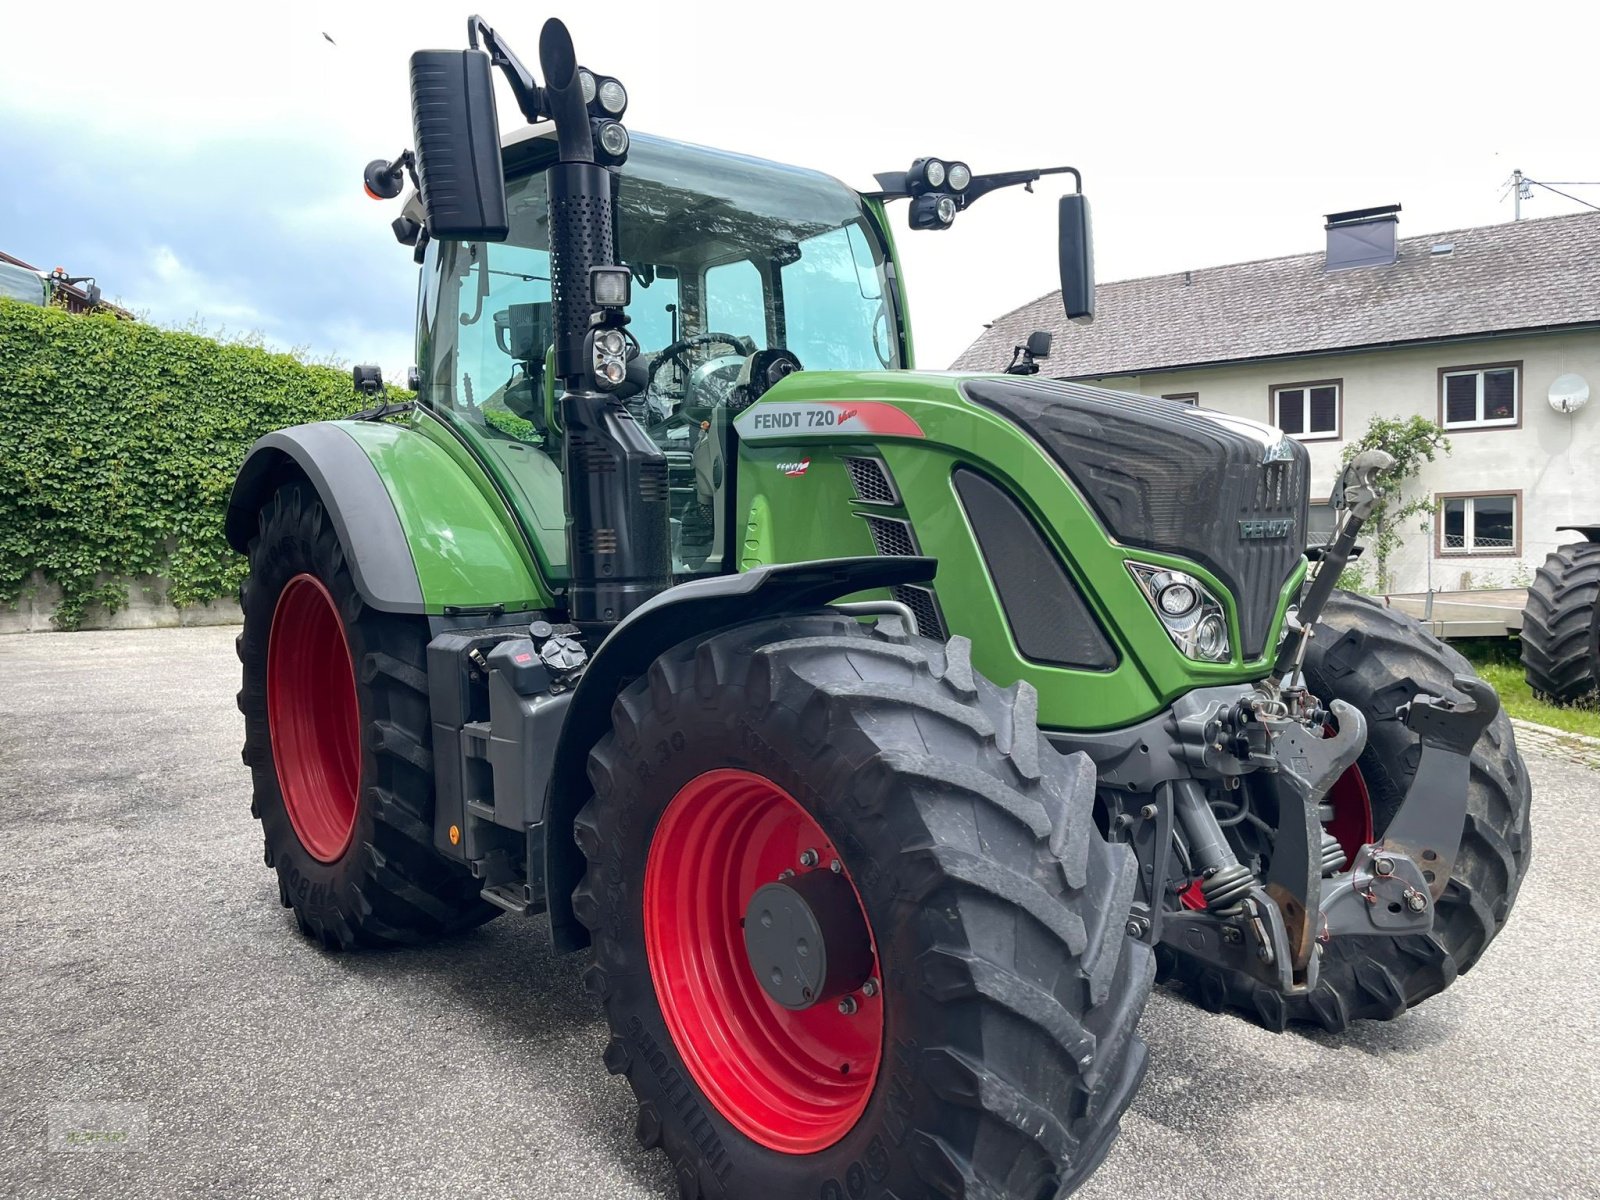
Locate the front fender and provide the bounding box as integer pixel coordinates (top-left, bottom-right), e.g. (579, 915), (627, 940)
(226, 421), (546, 614)
(543, 555), (936, 952)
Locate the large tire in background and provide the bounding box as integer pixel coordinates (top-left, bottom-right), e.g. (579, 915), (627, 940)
(573, 613), (1153, 1200)
(237, 480), (497, 948)
(1520, 540), (1600, 704)
(1162, 590), (1533, 1032)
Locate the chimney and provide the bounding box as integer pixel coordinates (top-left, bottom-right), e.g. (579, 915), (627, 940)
(1324, 203), (1401, 271)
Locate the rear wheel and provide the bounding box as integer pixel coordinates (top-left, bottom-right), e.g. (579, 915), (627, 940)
(1162, 590), (1533, 1031)
(237, 480), (497, 948)
(574, 613), (1153, 1200)
(1520, 540), (1600, 704)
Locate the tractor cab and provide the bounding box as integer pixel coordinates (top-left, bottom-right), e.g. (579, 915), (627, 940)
(404, 126), (905, 580)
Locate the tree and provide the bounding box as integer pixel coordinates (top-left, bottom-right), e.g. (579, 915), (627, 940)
(1339, 415), (1450, 592)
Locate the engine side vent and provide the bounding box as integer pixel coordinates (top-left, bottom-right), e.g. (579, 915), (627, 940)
(857, 514), (945, 639)
(892, 584), (946, 641)
(862, 515), (918, 559)
(844, 456), (899, 505)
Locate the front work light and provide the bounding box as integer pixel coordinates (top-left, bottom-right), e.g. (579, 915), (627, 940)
(947, 161), (972, 191)
(590, 265), (632, 308)
(595, 119), (630, 162)
(909, 192), (959, 231)
(597, 77), (627, 116)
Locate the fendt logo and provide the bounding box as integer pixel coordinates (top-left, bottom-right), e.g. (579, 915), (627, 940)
(1239, 518), (1294, 540)
(779, 459), (811, 477)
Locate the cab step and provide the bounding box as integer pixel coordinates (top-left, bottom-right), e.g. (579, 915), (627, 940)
(479, 882), (544, 916)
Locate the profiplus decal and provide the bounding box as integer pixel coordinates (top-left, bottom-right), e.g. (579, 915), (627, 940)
(734, 401), (925, 441)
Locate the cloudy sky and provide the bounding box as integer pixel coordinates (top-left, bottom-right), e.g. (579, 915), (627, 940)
(2, 1), (1594, 375)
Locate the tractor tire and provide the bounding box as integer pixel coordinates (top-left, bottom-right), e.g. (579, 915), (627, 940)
(237, 480), (497, 949)
(573, 613), (1153, 1200)
(1520, 540), (1600, 704)
(1161, 590), (1533, 1032)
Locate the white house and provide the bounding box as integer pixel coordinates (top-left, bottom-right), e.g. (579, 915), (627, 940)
(953, 208), (1600, 593)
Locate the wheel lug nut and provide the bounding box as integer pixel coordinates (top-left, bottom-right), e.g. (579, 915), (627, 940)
(799, 848), (818, 868)
(837, 996), (858, 1016)
(829, 859), (842, 874)
(861, 978), (879, 998)
(778, 868), (795, 881)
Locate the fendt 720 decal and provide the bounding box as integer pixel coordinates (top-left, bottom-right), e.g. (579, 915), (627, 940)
(734, 401), (925, 442)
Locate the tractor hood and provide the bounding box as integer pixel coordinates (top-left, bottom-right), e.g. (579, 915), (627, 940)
(962, 376), (1309, 660)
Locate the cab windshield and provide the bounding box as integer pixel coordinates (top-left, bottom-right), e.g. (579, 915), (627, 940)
(417, 132), (900, 577)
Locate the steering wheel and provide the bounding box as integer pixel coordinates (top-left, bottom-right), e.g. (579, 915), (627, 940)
(645, 331), (759, 401)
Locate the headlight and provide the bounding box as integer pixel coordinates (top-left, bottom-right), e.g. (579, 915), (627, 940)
(1157, 580), (1198, 616)
(1127, 563), (1232, 663)
(924, 158), (946, 188)
(947, 161), (971, 191)
(597, 77), (627, 116)
(578, 69), (597, 106)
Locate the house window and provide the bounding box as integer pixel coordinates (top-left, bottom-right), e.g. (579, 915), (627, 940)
(1271, 380), (1340, 440)
(1439, 364), (1519, 430)
(1163, 392), (1199, 406)
(1438, 493), (1519, 556)
(1307, 500), (1339, 547)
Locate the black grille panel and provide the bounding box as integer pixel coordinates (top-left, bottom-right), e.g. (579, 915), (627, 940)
(844, 456), (898, 505)
(857, 514), (945, 639)
(862, 515), (918, 558)
(893, 584), (946, 641)
(954, 469), (1116, 670)
(966, 378), (1309, 660)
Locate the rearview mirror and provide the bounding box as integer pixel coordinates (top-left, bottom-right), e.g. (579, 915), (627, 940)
(495, 303), (553, 362)
(408, 50), (509, 241)
(1025, 330), (1052, 359)
(1058, 194), (1094, 324)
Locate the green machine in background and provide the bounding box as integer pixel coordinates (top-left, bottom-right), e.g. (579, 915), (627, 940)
(226, 17), (1531, 1199)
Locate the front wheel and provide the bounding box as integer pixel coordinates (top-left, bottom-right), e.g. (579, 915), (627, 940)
(573, 614), (1153, 1200)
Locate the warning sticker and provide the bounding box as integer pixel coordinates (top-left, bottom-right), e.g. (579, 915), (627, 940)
(734, 401), (924, 442)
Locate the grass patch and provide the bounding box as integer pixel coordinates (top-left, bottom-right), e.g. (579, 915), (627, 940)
(1456, 639), (1600, 738)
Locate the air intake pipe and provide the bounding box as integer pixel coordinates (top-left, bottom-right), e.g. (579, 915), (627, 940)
(538, 19), (671, 625)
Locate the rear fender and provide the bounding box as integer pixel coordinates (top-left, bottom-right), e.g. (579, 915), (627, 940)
(543, 555), (936, 952)
(225, 421), (545, 614)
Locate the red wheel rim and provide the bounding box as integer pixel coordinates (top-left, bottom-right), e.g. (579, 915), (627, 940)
(643, 769), (883, 1154)
(267, 573), (360, 863)
(1325, 764), (1375, 866)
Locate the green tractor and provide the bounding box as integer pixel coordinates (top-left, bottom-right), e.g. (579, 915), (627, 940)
(227, 17), (1532, 1198)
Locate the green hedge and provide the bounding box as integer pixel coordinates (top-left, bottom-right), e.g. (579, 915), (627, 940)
(0, 299), (381, 628)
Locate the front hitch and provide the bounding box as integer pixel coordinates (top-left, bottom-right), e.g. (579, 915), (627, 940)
(1319, 676), (1499, 938)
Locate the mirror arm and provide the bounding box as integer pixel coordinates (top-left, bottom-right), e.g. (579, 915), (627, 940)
(467, 14), (546, 124)
(866, 164), (1082, 205)
(961, 165), (1082, 205)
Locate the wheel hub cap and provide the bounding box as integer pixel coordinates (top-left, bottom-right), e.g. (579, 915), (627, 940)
(744, 871), (874, 1011)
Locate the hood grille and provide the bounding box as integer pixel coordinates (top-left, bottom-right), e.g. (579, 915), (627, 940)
(964, 378), (1309, 660)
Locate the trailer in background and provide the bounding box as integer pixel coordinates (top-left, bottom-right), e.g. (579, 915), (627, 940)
(1383, 588), (1527, 639)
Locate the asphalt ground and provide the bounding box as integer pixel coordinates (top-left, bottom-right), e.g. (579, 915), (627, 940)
(2, 626), (1597, 1199)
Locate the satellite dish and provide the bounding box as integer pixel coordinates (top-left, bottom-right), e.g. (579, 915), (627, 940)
(1549, 373), (1590, 414)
